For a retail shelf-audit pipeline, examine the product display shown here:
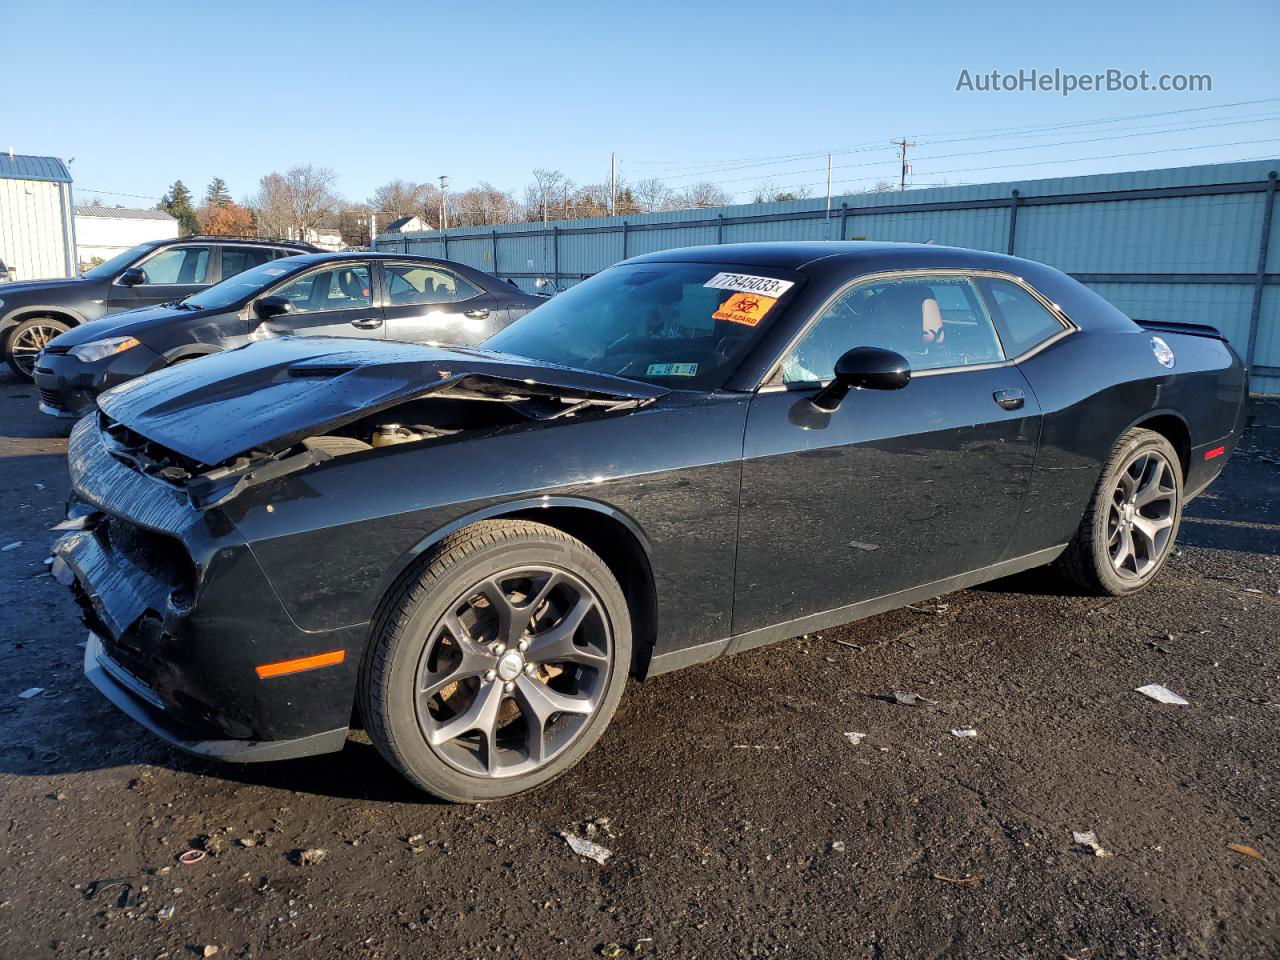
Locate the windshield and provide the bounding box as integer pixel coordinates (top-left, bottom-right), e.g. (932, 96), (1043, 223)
(81, 244), (153, 280)
(484, 262), (800, 389)
(181, 257), (309, 311)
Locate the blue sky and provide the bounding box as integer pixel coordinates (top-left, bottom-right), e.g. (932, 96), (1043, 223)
(2, 0), (1277, 207)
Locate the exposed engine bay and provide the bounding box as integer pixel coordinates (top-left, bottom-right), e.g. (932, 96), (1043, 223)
(99, 382), (649, 509)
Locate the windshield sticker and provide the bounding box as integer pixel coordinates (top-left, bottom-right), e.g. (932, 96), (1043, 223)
(713, 292), (777, 327)
(704, 272), (794, 299)
(646, 362), (698, 377)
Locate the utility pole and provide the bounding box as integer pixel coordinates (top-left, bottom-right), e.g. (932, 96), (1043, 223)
(369, 212), (377, 250)
(609, 152), (617, 216)
(891, 138), (915, 191)
(439, 175), (449, 231)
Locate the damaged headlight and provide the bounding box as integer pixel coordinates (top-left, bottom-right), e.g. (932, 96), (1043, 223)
(69, 336), (140, 363)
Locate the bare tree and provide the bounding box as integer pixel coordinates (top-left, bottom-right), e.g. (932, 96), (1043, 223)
(252, 164), (341, 240)
(676, 181), (731, 209)
(369, 179), (425, 223)
(524, 169), (574, 222)
(451, 182), (522, 227)
(633, 177), (674, 213)
(751, 180), (813, 203)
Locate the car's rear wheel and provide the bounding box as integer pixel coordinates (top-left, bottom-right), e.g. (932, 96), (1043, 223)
(1056, 428), (1183, 595)
(6, 316), (71, 380)
(360, 519), (631, 801)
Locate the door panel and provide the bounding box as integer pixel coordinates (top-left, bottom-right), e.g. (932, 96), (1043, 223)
(733, 366), (1041, 635)
(379, 261), (498, 346)
(256, 262), (384, 340)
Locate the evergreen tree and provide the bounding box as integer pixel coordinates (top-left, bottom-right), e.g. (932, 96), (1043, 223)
(205, 177), (232, 208)
(158, 180), (199, 235)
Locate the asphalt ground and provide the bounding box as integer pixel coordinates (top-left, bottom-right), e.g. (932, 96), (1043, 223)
(0, 377), (1276, 960)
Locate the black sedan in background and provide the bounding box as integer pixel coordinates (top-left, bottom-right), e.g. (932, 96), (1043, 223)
(2, 235), (318, 379)
(34, 252), (543, 417)
(51, 242), (1247, 802)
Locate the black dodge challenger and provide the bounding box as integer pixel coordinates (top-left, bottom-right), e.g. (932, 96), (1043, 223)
(51, 242), (1248, 801)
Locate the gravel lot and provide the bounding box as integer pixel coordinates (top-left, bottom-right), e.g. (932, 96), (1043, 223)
(0, 379), (1276, 960)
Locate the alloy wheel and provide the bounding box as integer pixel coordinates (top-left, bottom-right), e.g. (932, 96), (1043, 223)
(1106, 449), (1178, 580)
(9, 322), (64, 377)
(414, 566), (613, 779)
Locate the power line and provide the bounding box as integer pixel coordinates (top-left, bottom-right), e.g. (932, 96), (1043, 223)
(693, 114), (1280, 191)
(629, 97), (1280, 179)
(727, 138), (1280, 200)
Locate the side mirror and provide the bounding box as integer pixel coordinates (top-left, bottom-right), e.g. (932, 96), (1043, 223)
(254, 295), (293, 320)
(811, 346), (911, 412)
(118, 267), (146, 287)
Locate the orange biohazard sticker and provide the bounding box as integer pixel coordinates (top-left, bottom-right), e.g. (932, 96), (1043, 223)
(712, 293), (777, 327)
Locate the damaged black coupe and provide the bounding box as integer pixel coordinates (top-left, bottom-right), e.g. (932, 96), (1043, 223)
(53, 242), (1248, 801)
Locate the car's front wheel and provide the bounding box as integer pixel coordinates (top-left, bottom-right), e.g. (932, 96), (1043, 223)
(6, 316), (72, 380)
(360, 519), (631, 801)
(1056, 427), (1184, 595)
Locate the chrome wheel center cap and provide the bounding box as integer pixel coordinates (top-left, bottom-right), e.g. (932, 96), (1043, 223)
(497, 651), (525, 682)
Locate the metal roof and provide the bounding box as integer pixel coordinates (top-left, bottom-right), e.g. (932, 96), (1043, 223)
(0, 153), (72, 183)
(74, 204), (175, 221)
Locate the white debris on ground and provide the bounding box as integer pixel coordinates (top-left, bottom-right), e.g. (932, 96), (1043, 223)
(1135, 684), (1190, 705)
(843, 731), (867, 746)
(560, 832), (612, 865)
(1073, 830), (1113, 857)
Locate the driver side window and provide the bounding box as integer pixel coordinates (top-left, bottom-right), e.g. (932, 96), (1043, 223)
(272, 264), (372, 315)
(135, 245), (212, 285)
(781, 274), (1004, 383)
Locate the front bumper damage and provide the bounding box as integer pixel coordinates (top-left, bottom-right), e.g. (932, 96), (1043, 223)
(54, 415), (359, 762)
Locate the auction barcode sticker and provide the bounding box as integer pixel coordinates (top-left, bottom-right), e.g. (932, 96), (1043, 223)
(704, 272), (794, 298)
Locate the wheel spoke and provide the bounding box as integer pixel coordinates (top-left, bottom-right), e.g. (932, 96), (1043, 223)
(1131, 513), (1172, 552)
(524, 594), (604, 667)
(512, 673), (594, 764)
(1111, 524), (1134, 570)
(1135, 462), (1171, 507)
(427, 677), (504, 749)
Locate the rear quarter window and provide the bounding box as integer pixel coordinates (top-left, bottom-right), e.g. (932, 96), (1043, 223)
(978, 277), (1067, 357)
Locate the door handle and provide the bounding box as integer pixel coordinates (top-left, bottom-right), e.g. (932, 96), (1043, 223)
(464, 308), (490, 320)
(350, 317), (383, 329)
(993, 388), (1025, 411)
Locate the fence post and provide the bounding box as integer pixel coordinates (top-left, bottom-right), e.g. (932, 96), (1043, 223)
(838, 202), (848, 242)
(1246, 171), (1278, 369)
(491, 230), (499, 273)
(716, 214), (724, 244)
(441, 231), (449, 260)
(621, 220), (629, 259)
(1007, 190), (1020, 256)
(552, 225), (560, 286)
(402, 239), (409, 254)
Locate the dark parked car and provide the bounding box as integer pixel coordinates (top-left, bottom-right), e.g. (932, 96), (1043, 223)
(33, 252), (543, 418)
(51, 242), (1247, 801)
(1, 235), (318, 380)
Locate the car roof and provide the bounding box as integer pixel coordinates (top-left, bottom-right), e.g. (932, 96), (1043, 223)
(626, 240), (1033, 273)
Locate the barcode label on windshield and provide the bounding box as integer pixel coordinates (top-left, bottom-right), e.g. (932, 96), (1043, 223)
(704, 272), (794, 298)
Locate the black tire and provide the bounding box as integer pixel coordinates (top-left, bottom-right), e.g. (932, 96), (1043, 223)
(360, 519), (631, 801)
(1055, 428), (1183, 596)
(6, 316), (71, 380)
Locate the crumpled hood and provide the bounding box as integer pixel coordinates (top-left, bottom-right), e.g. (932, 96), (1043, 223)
(97, 336), (667, 465)
(50, 303), (209, 347)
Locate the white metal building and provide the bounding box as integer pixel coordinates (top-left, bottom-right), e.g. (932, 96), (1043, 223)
(74, 205), (178, 268)
(0, 152), (77, 281)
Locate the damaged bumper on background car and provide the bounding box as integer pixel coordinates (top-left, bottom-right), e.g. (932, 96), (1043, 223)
(50, 338), (664, 761)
